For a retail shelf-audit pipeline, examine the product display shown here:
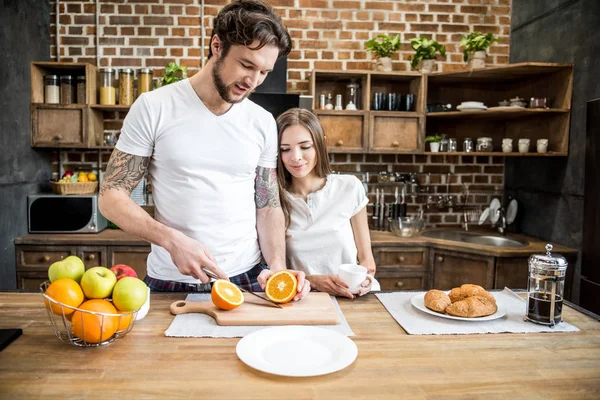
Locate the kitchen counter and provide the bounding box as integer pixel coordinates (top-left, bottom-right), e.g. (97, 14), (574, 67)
(0, 292), (599, 398)
(15, 227), (577, 257)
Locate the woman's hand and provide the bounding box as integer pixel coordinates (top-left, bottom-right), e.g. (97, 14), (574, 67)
(309, 274), (355, 299)
(356, 277), (373, 297)
(257, 269), (310, 302)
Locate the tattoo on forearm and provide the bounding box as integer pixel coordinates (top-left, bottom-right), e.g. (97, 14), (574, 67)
(255, 166), (280, 209)
(100, 149), (150, 195)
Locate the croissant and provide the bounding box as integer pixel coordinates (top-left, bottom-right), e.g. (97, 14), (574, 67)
(424, 289), (452, 313)
(449, 284), (495, 303)
(445, 296), (498, 318)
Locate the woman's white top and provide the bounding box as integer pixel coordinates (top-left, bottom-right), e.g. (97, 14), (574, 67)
(285, 174), (380, 290)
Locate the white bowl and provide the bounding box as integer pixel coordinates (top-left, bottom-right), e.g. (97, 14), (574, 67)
(460, 101), (485, 108)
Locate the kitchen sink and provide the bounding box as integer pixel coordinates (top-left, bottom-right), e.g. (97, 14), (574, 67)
(420, 230), (528, 247)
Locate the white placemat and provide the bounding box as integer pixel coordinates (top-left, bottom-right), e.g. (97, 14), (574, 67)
(375, 288), (580, 335)
(164, 294), (355, 338)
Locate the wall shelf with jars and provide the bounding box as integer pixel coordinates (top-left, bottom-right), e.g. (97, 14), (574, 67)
(30, 62), (155, 149)
(310, 62), (573, 156)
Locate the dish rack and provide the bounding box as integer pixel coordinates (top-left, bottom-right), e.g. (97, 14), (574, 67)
(40, 282), (137, 347)
(461, 185), (504, 229)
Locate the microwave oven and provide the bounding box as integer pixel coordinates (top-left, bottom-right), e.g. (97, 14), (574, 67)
(28, 194), (108, 233)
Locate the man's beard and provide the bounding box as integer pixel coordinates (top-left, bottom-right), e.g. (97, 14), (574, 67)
(212, 56), (252, 104)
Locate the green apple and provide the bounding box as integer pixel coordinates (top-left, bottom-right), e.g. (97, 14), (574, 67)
(112, 277), (148, 312)
(48, 256), (85, 283)
(80, 266), (117, 299)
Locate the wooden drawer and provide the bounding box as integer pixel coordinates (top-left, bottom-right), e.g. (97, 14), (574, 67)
(377, 274), (427, 291)
(77, 246), (107, 269)
(108, 246), (150, 280)
(17, 246), (76, 271)
(373, 247), (426, 268)
(16, 273), (47, 291)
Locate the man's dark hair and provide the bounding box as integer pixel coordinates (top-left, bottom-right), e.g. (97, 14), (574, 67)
(207, 0), (291, 60)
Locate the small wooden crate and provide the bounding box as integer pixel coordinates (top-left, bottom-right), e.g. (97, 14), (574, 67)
(50, 181), (98, 195)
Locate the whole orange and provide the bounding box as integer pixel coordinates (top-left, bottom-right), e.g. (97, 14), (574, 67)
(71, 299), (119, 344)
(44, 278), (85, 316)
(116, 312), (134, 332)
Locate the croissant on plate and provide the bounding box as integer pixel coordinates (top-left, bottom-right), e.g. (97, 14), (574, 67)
(424, 289), (452, 313)
(445, 296), (498, 318)
(423, 284), (497, 318)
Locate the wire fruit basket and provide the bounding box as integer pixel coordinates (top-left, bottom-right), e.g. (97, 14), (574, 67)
(40, 281), (138, 347)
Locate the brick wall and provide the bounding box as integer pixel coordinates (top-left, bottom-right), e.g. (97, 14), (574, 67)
(49, 0), (510, 227)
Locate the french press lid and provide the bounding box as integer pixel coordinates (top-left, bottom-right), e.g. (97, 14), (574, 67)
(528, 244), (568, 275)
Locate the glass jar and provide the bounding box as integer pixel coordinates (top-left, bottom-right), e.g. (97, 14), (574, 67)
(137, 68), (152, 97)
(76, 75), (86, 104)
(439, 134), (449, 152)
(346, 79), (360, 110)
(325, 93), (333, 110)
(44, 74), (60, 104)
(448, 138), (458, 152)
(60, 75), (74, 104)
(476, 137), (493, 152)
(119, 68), (135, 106)
(99, 68), (116, 105)
(463, 138), (474, 152)
(525, 244), (568, 327)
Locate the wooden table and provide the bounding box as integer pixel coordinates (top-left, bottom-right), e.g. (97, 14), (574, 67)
(1, 292), (599, 399)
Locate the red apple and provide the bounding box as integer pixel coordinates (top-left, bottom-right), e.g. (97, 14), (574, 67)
(62, 170), (74, 179)
(110, 264), (138, 280)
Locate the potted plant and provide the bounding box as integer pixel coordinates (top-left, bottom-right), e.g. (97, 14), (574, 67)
(459, 32), (499, 69)
(365, 34), (401, 72)
(425, 134), (443, 152)
(160, 62), (188, 87)
(409, 37), (446, 73)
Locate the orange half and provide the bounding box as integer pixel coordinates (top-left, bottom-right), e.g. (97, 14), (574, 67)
(265, 270), (298, 304)
(211, 280), (244, 311)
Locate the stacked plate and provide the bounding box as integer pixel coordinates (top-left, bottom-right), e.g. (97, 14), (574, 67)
(456, 101), (488, 112)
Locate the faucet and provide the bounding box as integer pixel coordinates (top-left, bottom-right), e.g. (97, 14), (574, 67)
(494, 207), (507, 234)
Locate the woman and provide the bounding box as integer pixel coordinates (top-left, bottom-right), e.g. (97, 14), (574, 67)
(276, 108), (379, 299)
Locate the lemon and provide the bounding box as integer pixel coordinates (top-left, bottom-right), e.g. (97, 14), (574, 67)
(87, 172), (97, 182)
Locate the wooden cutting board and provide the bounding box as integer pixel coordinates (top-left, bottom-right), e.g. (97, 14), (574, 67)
(169, 292), (340, 326)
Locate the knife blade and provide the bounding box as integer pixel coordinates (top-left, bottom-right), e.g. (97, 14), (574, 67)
(201, 268), (283, 308)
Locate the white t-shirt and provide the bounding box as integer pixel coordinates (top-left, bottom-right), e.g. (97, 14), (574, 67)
(116, 79), (278, 282)
(285, 174), (380, 290)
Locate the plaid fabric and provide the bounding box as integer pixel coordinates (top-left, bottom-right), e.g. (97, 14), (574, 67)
(143, 263), (268, 292)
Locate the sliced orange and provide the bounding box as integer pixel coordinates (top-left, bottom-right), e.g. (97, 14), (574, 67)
(265, 270), (298, 304)
(211, 280), (244, 311)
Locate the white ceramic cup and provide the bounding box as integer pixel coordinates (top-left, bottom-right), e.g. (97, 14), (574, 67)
(338, 264), (374, 294)
(502, 144), (513, 153)
(537, 138), (548, 153)
(518, 138), (530, 153)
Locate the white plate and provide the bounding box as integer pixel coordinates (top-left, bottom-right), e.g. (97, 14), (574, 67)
(236, 326), (357, 377)
(489, 198), (501, 223)
(456, 105), (488, 112)
(460, 101), (485, 108)
(478, 207), (490, 225)
(410, 293), (506, 322)
(506, 198), (518, 224)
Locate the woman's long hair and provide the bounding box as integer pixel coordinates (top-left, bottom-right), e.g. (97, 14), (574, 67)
(276, 108), (332, 229)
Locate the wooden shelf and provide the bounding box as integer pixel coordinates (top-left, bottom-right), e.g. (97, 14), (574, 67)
(371, 111), (422, 118)
(427, 62), (573, 83)
(423, 152), (568, 157)
(90, 105), (131, 112)
(427, 108), (570, 119)
(313, 109), (366, 116)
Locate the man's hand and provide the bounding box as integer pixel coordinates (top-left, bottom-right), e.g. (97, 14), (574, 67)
(257, 269), (310, 302)
(166, 231), (228, 283)
(309, 274), (355, 299)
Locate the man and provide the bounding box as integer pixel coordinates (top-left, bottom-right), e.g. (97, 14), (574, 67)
(99, 0), (309, 300)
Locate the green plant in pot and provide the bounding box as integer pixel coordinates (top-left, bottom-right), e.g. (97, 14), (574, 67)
(425, 134), (443, 152)
(160, 62), (188, 87)
(365, 34), (401, 72)
(409, 37), (446, 73)
(459, 32), (499, 69)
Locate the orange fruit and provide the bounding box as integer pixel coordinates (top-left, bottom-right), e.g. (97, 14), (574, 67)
(87, 172), (97, 182)
(71, 299), (119, 344)
(78, 173), (88, 182)
(211, 280), (244, 311)
(265, 270), (298, 304)
(44, 278), (85, 316)
(116, 312), (133, 332)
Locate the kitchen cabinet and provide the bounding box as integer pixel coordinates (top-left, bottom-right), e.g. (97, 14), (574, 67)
(372, 246), (429, 290)
(309, 63), (573, 156)
(430, 249), (495, 289)
(30, 62), (104, 149)
(15, 240), (150, 290)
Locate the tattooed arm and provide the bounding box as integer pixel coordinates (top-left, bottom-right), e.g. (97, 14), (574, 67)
(254, 166), (310, 300)
(98, 149), (227, 282)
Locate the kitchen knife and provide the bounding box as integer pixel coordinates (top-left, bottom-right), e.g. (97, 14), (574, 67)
(201, 268), (283, 308)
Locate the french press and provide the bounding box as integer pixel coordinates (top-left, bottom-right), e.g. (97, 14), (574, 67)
(525, 244), (568, 327)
